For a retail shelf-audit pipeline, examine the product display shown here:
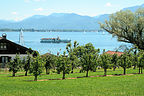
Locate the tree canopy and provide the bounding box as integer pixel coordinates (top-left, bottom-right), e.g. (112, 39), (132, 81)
(100, 8), (144, 50)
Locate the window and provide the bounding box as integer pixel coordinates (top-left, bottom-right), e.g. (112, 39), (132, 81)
(2, 57), (8, 63)
(0, 43), (7, 50)
(1, 56), (9, 68)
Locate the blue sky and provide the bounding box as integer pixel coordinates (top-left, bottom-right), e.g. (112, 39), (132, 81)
(0, 0), (144, 21)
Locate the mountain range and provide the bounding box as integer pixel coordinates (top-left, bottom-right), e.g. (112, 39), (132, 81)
(0, 4), (144, 30)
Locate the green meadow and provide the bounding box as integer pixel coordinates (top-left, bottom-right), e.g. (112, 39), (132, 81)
(0, 68), (144, 96)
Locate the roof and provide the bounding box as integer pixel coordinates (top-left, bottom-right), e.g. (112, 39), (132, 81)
(41, 53), (51, 56)
(0, 36), (34, 54)
(105, 51), (124, 56)
(41, 52), (56, 57)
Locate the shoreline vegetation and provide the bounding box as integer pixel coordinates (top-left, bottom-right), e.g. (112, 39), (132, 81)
(0, 29), (104, 32)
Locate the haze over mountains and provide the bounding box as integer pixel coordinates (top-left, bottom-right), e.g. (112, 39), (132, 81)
(0, 4), (144, 30)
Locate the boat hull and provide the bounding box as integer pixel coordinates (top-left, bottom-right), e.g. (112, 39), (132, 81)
(40, 40), (71, 43)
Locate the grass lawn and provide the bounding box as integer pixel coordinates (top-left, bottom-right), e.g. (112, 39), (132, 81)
(0, 68), (144, 96)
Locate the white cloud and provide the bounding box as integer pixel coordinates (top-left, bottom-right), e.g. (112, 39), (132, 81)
(15, 14), (35, 21)
(11, 12), (17, 15)
(33, 0), (41, 1)
(34, 8), (44, 11)
(106, 3), (112, 7)
(24, 0), (46, 2)
(14, 17), (21, 21)
(24, 0), (30, 3)
(33, 0), (46, 1)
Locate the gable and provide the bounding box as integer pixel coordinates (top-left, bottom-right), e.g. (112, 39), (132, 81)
(0, 38), (33, 54)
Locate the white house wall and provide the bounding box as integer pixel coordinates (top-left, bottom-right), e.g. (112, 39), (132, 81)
(0, 54), (32, 60)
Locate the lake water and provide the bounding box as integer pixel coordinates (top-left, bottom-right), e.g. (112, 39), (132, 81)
(0, 32), (128, 55)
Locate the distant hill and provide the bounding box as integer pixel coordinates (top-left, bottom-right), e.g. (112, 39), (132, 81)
(94, 14), (110, 24)
(123, 4), (144, 12)
(0, 3), (144, 30)
(93, 3), (144, 25)
(0, 13), (99, 30)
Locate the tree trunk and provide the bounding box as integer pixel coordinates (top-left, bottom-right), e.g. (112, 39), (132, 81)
(86, 70), (89, 77)
(71, 70), (73, 73)
(141, 67), (143, 74)
(46, 68), (48, 74)
(46, 68), (50, 74)
(104, 68), (107, 76)
(25, 70), (28, 76)
(12, 72), (15, 77)
(62, 71), (65, 79)
(71, 64), (74, 73)
(34, 75), (37, 81)
(79, 69), (83, 73)
(93, 68), (96, 72)
(57, 71), (60, 74)
(139, 67), (141, 74)
(133, 65), (136, 69)
(113, 66), (116, 71)
(123, 67), (126, 75)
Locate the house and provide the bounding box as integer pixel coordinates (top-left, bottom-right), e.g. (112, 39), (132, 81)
(0, 33), (34, 68)
(105, 51), (124, 56)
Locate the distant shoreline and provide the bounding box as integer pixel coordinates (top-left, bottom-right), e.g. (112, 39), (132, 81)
(0, 29), (104, 32)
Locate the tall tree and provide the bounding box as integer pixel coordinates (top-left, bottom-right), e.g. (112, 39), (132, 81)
(111, 54), (118, 71)
(138, 51), (144, 74)
(92, 53), (99, 72)
(69, 53), (79, 73)
(99, 50), (111, 76)
(81, 53), (96, 77)
(23, 52), (32, 76)
(100, 8), (144, 50)
(73, 45), (86, 59)
(9, 54), (21, 77)
(80, 43), (100, 77)
(118, 51), (131, 75)
(56, 51), (71, 79)
(131, 49), (138, 69)
(30, 54), (42, 81)
(56, 56), (62, 74)
(66, 41), (79, 73)
(44, 54), (55, 74)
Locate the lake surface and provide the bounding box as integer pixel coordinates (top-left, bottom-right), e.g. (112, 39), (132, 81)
(0, 32), (128, 55)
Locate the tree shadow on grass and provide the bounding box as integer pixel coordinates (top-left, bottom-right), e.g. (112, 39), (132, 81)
(8, 75), (32, 77)
(24, 73), (138, 82)
(7, 73), (53, 77)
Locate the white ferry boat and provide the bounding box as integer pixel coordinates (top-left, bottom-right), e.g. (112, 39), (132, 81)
(40, 37), (71, 43)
